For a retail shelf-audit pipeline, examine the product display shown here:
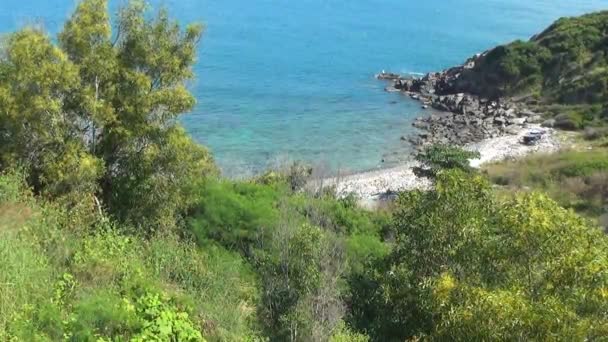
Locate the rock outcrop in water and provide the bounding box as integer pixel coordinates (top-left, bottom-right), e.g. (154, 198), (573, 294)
(379, 11), (608, 148)
(377, 54), (542, 148)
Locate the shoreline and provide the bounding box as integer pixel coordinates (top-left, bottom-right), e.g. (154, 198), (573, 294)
(313, 60), (565, 203)
(315, 124), (563, 202)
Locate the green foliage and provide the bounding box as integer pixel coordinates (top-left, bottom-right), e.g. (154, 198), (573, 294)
(289, 192), (390, 236)
(67, 289), (205, 341)
(481, 40), (551, 95)
(351, 171), (608, 340)
(459, 11), (608, 121)
(258, 223), (347, 341)
(289, 193), (391, 273)
(145, 233), (261, 340)
(131, 292), (204, 342)
(413, 144), (480, 179)
(0, 212), (56, 340)
(72, 228), (146, 288)
(68, 289), (141, 341)
(485, 148), (608, 223)
(329, 322), (370, 342)
(554, 158), (608, 177)
(0, 172), (263, 341)
(189, 178), (390, 275)
(0, 0), (216, 232)
(189, 180), (282, 254)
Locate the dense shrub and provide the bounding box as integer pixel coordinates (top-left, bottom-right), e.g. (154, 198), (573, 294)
(485, 149), (608, 224)
(413, 144), (480, 179)
(3, 2), (608, 341)
(145, 233), (262, 340)
(0, 0), (217, 232)
(351, 171), (608, 341)
(188, 180), (283, 254)
(0, 172), (264, 341)
(457, 11), (608, 123)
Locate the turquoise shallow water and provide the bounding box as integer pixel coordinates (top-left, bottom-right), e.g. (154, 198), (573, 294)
(1, 1), (607, 176)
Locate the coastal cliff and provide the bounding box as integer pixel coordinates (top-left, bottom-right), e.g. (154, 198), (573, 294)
(380, 10), (608, 147)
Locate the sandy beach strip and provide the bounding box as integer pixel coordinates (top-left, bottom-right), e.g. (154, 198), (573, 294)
(315, 125), (563, 201)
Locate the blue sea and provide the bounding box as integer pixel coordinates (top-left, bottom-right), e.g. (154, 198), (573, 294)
(1, 1), (606, 176)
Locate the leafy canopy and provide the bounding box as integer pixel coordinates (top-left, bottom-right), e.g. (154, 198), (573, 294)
(413, 144), (480, 180)
(0, 0), (216, 231)
(459, 11), (608, 108)
(351, 171), (608, 340)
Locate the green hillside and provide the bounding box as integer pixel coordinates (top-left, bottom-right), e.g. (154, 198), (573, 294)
(1, 1), (608, 341)
(454, 11), (608, 124)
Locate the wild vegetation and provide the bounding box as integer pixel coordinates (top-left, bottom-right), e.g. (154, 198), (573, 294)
(1, 1), (608, 341)
(485, 143), (608, 230)
(457, 11), (608, 127)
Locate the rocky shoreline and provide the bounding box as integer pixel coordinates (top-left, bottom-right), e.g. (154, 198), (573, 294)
(319, 124), (563, 204)
(377, 54), (554, 148)
(313, 56), (574, 202)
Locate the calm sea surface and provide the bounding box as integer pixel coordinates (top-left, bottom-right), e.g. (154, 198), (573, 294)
(1, 0), (607, 176)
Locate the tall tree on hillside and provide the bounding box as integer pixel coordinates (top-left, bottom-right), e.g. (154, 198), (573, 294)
(0, 0), (216, 230)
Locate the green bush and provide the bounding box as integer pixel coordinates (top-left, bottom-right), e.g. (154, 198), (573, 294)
(188, 180), (282, 254)
(554, 158), (608, 177)
(131, 292), (204, 342)
(458, 11), (608, 114)
(0, 171), (267, 341)
(487, 40), (551, 85)
(0, 173), (59, 339)
(146, 233), (262, 341)
(413, 144), (480, 180)
(345, 234), (390, 274)
(289, 193), (389, 236)
(69, 290), (141, 341)
(485, 149), (608, 223)
(352, 171), (608, 340)
(72, 228), (146, 289)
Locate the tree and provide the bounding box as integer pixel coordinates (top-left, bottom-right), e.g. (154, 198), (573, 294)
(412, 144), (480, 180)
(0, 27), (105, 222)
(0, 0), (216, 231)
(259, 223), (347, 341)
(351, 171), (608, 340)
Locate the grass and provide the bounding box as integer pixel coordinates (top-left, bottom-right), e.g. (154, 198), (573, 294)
(484, 147), (608, 227)
(0, 172), (264, 341)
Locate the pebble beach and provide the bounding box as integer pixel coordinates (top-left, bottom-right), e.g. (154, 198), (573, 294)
(317, 124), (563, 202)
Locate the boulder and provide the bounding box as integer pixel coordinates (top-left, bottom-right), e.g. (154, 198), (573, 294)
(519, 110), (537, 117)
(377, 72), (401, 80)
(412, 120), (429, 129)
(541, 119), (555, 128)
(505, 125), (521, 135)
(509, 117), (526, 125)
(527, 115), (543, 124)
(554, 114), (579, 130)
(493, 117), (506, 125)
